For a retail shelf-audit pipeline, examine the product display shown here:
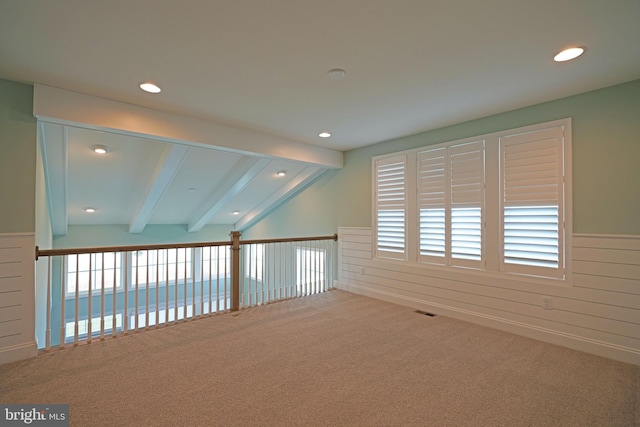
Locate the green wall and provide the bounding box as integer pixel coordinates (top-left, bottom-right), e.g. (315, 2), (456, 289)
(245, 79), (640, 238)
(3, 77), (639, 242)
(0, 78), (36, 233)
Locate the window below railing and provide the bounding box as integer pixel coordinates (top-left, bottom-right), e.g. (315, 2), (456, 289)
(36, 232), (337, 351)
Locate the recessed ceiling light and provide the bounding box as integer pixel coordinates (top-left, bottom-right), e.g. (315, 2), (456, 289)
(328, 68), (347, 79)
(276, 171), (286, 177)
(319, 132), (331, 138)
(139, 82), (161, 93)
(554, 47), (585, 62)
(232, 210), (240, 215)
(91, 145), (110, 154)
(187, 187), (197, 192)
(84, 207), (96, 213)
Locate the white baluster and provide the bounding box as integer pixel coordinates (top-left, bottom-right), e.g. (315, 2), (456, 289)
(60, 256), (66, 349)
(45, 256), (51, 351)
(100, 252), (105, 341)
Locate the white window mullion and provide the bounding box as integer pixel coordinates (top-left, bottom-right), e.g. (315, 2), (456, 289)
(66, 252), (122, 297)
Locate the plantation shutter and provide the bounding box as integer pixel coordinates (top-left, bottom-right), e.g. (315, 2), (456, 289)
(418, 148), (446, 262)
(450, 141), (484, 267)
(418, 141), (484, 267)
(375, 155), (407, 260)
(500, 126), (564, 277)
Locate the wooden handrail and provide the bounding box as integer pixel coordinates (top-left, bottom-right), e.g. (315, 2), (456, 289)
(238, 234), (338, 246)
(35, 233), (338, 259)
(36, 240), (231, 259)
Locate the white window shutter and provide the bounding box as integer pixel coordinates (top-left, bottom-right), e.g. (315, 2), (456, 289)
(450, 141), (484, 267)
(418, 148), (446, 262)
(375, 156), (407, 260)
(418, 142), (484, 267)
(500, 127), (564, 277)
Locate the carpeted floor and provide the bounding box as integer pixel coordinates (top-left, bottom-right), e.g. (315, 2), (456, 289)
(1, 290), (638, 426)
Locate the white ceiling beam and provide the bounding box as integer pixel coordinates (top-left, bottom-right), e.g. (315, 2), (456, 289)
(234, 166), (326, 231)
(38, 122), (68, 236)
(129, 144), (190, 233)
(33, 84), (343, 169)
(187, 157), (270, 232)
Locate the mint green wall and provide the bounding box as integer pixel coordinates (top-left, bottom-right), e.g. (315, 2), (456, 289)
(241, 148), (374, 240)
(53, 224), (234, 249)
(245, 79), (640, 238)
(0, 78), (36, 233)
(3, 76), (638, 242)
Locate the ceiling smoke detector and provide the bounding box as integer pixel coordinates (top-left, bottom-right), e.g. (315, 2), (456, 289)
(327, 68), (347, 79)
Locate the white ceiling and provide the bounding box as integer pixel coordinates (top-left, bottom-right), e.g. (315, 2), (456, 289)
(2, 1), (639, 235)
(39, 122), (325, 235)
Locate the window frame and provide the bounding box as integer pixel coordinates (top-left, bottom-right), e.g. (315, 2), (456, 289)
(128, 247), (194, 290)
(372, 118), (572, 284)
(64, 245), (234, 299)
(65, 252), (125, 298)
(197, 245), (232, 283)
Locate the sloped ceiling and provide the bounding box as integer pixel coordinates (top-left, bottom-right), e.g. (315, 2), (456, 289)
(40, 122), (327, 236)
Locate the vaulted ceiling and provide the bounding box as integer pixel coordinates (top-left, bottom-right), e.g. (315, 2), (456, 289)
(1, 1), (639, 235)
(39, 121), (327, 235)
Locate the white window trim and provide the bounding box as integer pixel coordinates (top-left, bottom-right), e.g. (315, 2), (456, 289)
(372, 118), (572, 284)
(195, 245), (232, 282)
(128, 247), (195, 290)
(65, 246), (233, 298)
(65, 252), (125, 298)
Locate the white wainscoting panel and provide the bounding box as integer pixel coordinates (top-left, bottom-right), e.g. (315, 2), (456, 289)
(337, 227), (640, 365)
(572, 234), (640, 294)
(0, 233), (37, 364)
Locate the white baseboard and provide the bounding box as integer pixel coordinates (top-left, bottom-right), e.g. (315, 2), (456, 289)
(335, 281), (640, 366)
(0, 341), (38, 366)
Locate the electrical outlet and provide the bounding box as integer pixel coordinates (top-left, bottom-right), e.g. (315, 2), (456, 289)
(542, 297), (553, 310)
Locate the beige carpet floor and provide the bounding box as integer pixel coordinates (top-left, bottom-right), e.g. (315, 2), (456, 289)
(1, 290), (638, 426)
